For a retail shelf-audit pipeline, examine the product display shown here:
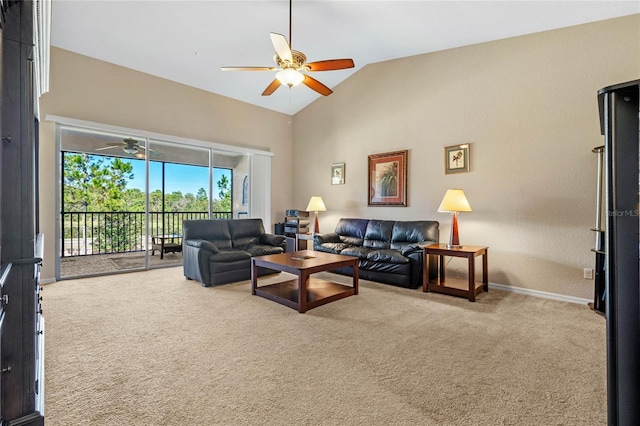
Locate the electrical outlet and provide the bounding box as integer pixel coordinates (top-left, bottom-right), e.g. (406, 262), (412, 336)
(583, 268), (593, 280)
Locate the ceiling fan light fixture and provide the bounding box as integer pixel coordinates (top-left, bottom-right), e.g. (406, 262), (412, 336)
(276, 68), (304, 87)
(123, 146), (138, 154)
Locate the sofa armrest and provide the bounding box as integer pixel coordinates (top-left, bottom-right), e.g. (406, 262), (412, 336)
(185, 239), (219, 254)
(401, 240), (437, 256)
(183, 239), (219, 286)
(260, 233), (286, 247)
(314, 233), (341, 245)
(401, 244), (422, 256)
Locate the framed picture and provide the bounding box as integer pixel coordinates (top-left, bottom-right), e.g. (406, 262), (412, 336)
(444, 144), (470, 174)
(331, 163), (345, 185)
(368, 150), (408, 206)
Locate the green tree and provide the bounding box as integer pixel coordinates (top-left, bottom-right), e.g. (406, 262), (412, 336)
(149, 189), (163, 212)
(213, 175), (231, 214)
(63, 153), (134, 211)
(195, 188), (209, 211)
(123, 188), (145, 212)
(166, 191), (185, 212)
(63, 153), (139, 252)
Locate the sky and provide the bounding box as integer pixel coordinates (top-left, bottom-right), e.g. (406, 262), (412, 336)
(127, 159), (231, 200)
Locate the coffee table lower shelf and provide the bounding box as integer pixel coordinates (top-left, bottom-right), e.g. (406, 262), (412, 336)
(255, 277), (355, 312)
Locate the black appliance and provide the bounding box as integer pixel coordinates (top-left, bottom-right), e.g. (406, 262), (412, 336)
(598, 79), (639, 425)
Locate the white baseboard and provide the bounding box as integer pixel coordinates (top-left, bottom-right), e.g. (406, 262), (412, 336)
(489, 282), (591, 305)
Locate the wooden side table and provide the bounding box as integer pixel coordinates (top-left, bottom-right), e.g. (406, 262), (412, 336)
(423, 243), (489, 302)
(295, 233), (315, 251)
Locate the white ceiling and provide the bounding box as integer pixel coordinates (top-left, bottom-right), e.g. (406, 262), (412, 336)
(51, 1), (640, 115)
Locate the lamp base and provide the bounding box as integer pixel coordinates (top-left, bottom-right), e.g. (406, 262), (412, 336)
(448, 212), (461, 248)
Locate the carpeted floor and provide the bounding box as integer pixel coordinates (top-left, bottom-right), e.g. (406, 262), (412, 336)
(43, 267), (606, 425)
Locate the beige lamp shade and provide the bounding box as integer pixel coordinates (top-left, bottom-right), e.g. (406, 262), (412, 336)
(306, 196), (327, 212)
(306, 196), (326, 235)
(437, 189), (472, 213)
(438, 189), (472, 248)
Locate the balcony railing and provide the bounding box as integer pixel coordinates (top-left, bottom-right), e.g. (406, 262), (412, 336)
(61, 211), (232, 257)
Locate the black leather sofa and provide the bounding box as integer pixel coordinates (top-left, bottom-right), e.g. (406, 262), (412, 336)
(182, 218), (286, 286)
(314, 218), (439, 289)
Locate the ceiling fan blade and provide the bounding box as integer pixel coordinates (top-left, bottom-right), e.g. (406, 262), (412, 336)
(305, 59), (355, 72)
(221, 66), (277, 72)
(270, 32), (292, 63)
(95, 145), (120, 151)
(302, 74), (332, 96)
(262, 79), (282, 96)
(133, 145), (162, 157)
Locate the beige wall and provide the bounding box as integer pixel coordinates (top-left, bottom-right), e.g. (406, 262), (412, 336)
(292, 15), (640, 299)
(38, 48), (294, 281)
(38, 16), (639, 297)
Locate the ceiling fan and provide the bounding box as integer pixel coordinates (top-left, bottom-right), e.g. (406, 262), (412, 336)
(221, 0), (354, 96)
(95, 138), (162, 158)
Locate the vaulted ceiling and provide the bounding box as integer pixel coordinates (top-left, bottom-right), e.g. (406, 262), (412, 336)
(51, 1), (640, 115)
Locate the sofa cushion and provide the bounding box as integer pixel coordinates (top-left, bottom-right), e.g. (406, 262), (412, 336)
(210, 250), (251, 263)
(358, 260), (411, 275)
(209, 258), (251, 274)
(340, 246), (375, 259)
(316, 242), (353, 253)
(335, 218), (370, 246)
(366, 249), (410, 264)
(390, 220), (439, 250)
(229, 219), (266, 249)
(363, 220), (393, 249)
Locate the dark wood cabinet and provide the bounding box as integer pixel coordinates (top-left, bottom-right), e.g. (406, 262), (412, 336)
(0, 1), (44, 424)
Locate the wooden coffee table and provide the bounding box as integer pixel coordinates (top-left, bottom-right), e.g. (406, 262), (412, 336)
(251, 250), (358, 313)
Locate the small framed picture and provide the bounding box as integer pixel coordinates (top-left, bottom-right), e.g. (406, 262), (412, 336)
(331, 163), (345, 185)
(444, 144), (470, 174)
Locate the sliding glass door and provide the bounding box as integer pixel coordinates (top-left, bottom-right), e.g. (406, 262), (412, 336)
(57, 127), (251, 279)
(59, 128), (147, 276)
(147, 140), (212, 268)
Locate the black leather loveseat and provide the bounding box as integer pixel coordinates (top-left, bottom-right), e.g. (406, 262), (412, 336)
(314, 218), (439, 289)
(182, 218), (286, 286)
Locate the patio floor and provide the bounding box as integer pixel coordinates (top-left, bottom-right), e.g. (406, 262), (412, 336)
(59, 250), (183, 278)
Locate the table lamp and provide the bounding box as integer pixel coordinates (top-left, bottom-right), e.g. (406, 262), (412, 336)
(306, 196), (326, 235)
(437, 189), (472, 248)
